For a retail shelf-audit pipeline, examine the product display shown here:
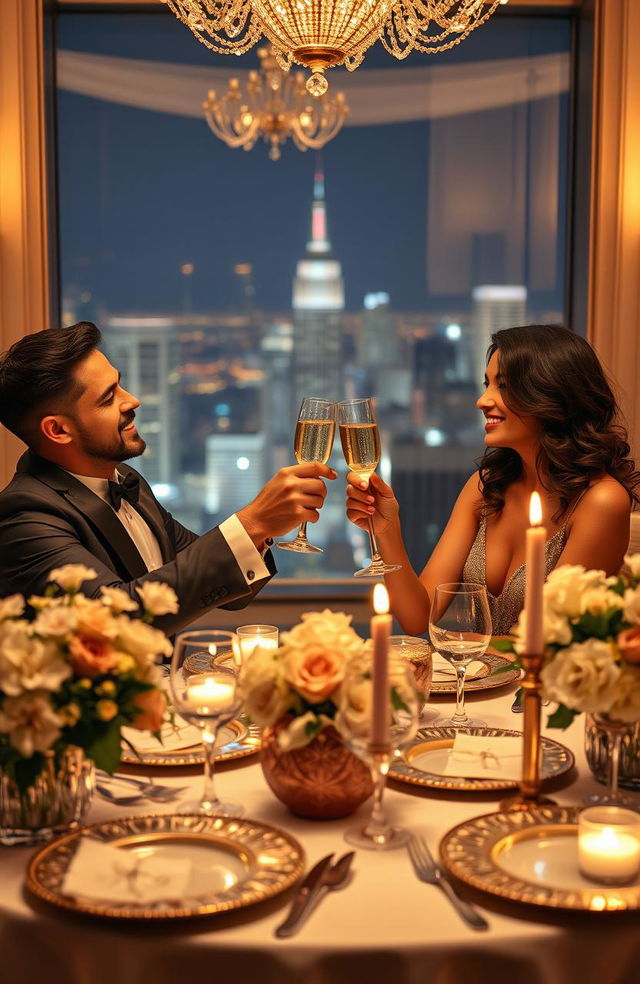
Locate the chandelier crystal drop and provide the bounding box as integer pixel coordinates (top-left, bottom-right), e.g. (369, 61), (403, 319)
(162, 0), (509, 96)
(203, 47), (349, 159)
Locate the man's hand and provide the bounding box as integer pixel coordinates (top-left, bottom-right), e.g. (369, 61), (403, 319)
(237, 463), (337, 546)
(345, 470), (399, 535)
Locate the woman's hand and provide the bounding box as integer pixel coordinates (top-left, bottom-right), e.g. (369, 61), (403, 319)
(345, 471), (400, 535)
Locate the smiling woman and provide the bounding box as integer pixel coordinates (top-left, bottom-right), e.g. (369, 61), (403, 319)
(344, 325), (640, 636)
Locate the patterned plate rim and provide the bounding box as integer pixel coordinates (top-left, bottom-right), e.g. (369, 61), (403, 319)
(120, 717), (261, 767)
(25, 813), (305, 920)
(389, 726), (575, 792)
(439, 805), (640, 911)
(430, 651), (520, 695)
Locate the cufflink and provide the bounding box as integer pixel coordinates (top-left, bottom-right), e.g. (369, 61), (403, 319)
(247, 570), (255, 581)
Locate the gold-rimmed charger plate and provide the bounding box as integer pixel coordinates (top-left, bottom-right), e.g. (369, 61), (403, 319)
(25, 813), (304, 920)
(430, 649), (520, 695)
(440, 806), (640, 911)
(120, 717), (261, 767)
(389, 726), (574, 792)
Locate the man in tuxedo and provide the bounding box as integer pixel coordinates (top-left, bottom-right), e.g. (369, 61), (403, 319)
(0, 322), (335, 633)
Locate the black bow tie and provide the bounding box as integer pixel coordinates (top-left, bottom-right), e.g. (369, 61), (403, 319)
(108, 473), (140, 510)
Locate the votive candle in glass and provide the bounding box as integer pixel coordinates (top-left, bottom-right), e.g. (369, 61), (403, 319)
(236, 624), (279, 660)
(578, 806), (640, 885)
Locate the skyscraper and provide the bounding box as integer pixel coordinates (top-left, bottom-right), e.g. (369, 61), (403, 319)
(471, 285), (527, 393)
(291, 164), (345, 413)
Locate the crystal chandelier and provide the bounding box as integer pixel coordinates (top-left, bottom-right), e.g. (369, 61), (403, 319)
(203, 47), (349, 160)
(162, 0), (509, 96)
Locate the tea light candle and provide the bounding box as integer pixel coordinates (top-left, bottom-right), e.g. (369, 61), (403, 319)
(578, 806), (640, 884)
(186, 675), (236, 714)
(236, 624), (279, 660)
(371, 583), (391, 749)
(524, 491), (545, 655)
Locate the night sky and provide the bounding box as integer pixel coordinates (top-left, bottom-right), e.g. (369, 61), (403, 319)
(56, 10), (571, 317)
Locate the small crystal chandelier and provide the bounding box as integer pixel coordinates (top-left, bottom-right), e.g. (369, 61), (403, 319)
(162, 0), (509, 97)
(203, 47), (349, 160)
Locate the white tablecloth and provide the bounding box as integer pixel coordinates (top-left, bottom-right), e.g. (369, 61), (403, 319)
(2, 684), (640, 984)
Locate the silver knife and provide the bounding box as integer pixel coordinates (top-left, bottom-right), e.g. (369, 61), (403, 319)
(275, 852), (335, 938)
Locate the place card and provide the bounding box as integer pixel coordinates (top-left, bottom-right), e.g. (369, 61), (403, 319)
(442, 732), (523, 780)
(122, 715), (202, 753)
(62, 838), (191, 903)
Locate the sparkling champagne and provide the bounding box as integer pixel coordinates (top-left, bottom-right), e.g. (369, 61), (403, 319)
(339, 423), (381, 480)
(294, 419), (336, 464)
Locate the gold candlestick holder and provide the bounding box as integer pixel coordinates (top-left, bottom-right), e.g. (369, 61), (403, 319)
(501, 651), (556, 812)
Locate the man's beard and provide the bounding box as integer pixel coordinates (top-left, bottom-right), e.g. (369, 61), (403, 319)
(74, 412), (147, 464)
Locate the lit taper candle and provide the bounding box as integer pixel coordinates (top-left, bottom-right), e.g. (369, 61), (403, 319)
(524, 492), (545, 655)
(371, 583), (391, 748)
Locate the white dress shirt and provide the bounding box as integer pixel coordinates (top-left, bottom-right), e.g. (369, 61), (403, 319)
(68, 470), (269, 583)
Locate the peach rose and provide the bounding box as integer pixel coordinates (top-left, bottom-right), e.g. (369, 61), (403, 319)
(283, 644), (344, 703)
(130, 688), (167, 732)
(617, 627), (640, 665)
(68, 634), (118, 677)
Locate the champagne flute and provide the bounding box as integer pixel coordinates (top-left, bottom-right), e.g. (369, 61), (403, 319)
(338, 398), (401, 577)
(169, 630), (243, 816)
(339, 656), (419, 850)
(428, 583), (492, 729)
(277, 397), (336, 554)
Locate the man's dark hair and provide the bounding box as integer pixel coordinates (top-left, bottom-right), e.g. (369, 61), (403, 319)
(0, 322), (101, 446)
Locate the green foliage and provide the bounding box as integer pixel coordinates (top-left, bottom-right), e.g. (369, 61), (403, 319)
(547, 703), (579, 730)
(84, 719), (123, 774)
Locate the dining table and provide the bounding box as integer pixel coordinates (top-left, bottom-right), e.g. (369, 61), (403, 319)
(2, 677), (640, 984)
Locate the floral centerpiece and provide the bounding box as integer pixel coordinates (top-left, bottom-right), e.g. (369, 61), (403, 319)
(240, 609), (375, 818)
(239, 609), (367, 751)
(504, 556), (640, 729)
(0, 564), (176, 807)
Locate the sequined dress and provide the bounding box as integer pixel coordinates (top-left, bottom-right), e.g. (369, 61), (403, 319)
(462, 514), (569, 635)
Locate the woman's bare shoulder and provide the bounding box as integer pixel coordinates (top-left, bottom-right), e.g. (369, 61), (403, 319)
(458, 471), (484, 513)
(579, 476), (631, 514)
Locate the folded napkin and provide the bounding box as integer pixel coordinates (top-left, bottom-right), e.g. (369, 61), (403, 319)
(431, 654), (485, 680)
(442, 732), (523, 781)
(122, 715), (202, 753)
(62, 838), (192, 903)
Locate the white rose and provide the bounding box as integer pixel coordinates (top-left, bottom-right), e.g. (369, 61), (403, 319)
(0, 622), (70, 695)
(281, 610), (365, 662)
(100, 586), (139, 613)
(624, 554), (640, 578)
(136, 582), (179, 617)
(514, 601), (572, 653)
(606, 667), (640, 723)
(277, 711), (321, 751)
(336, 672), (373, 739)
(541, 639), (621, 714)
(115, 617), (173, 660)
(544, 565), (608, 618)
(0, 692), (62, 757)
(32, 605), (78, 638)
(579, 588), (625, 616)
(239, 647), (290, 726)
(0, 595), (25, 620)
(623, 587), (640, 626)
(48, 565), (98, 592)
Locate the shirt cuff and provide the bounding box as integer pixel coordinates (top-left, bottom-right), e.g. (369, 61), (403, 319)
(219, 514), (270, 585)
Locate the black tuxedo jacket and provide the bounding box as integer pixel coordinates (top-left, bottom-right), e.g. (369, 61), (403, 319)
(0, 452), (275, 634)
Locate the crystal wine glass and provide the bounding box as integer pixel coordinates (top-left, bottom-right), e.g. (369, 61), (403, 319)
(169, 630), (243, 816)
(428, 582), (492, 729)
(339, 655), (419, 850)
(338, 398), (401, 577)
(277, 397), (336, 554)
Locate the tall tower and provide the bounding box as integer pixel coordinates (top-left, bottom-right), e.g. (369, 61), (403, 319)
(291, 163), (345, 412)
(471, 285), (527, 393)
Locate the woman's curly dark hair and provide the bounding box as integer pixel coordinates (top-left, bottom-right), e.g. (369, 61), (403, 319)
(478, 325), (640, 519)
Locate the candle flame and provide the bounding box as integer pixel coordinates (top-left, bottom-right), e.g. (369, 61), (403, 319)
(529, 491), (542, 526)
(373, 583), (390, 615)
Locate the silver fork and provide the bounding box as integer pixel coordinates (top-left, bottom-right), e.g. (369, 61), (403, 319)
(97, 773), (188, 803)
(407, 835), (488, 931)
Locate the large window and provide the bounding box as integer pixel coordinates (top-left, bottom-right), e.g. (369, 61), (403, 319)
(56, 7), (574, 581)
